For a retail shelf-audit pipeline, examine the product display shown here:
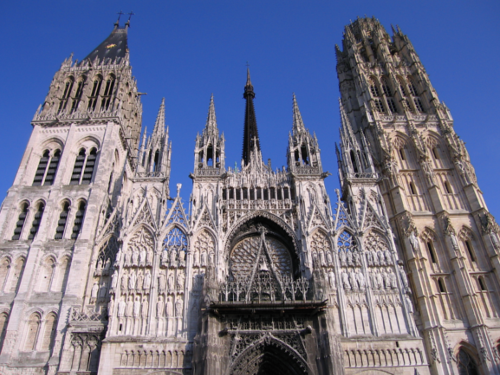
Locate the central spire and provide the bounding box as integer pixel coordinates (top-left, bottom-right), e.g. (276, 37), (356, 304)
(242, 68), (261, 166)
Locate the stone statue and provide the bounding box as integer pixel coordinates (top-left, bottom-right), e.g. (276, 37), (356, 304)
(384, 249), (393, 265)
(366, 250), (374, 266)
(175, 298), (183, 317)
(388, 269), (397, 289)
(123, 250), (130, 266)
(326, 251), (333, 265)
(107, 297), (114, 315)
(349, 270), (358, 289)
(340, 250), (347, 266)
(159, 272), (166, 292)
(111, 270), (118, 289)
(376, 270), (383, 290)
(399, 265), (409, 290)
(157, 296), (164, 317)
(118, 299), (126, 317)
(352, 251), (360, 266)
(115, 249), (122, 264)
(179, 251), (186, 267)
(450, 232), (460, 252)
(373, 251), (380, 266)
(209, 252), (214, 264)
(194, 249), (200, 267)
(405, 295), (414, 314)
(168, 273), (175, 292)
(133, 297), (141, 318)
(201, 251), (207, 267)
(346, 251), (353, 266)
(329, 271), (336, 289)
(141, 298), (149, 318)
(356, 269), (365, 289)
(381, 270), (389, 289)
(121, 273), (128, 290)
(409, 231), (420, 253)
(104, 258), (111, 271)
(139, 247), (147, 265)
(146, 249), (153, 265)
(378, 250), (385, 266)
(170, 249), (177, 267)
(91, 282), (99, 299)
(319, 252), (326, 267)
(177, 272), (185, 290)
(144, 270), (151, 290)
(125, 298), (133, 317)
(137, 272), (144, 290)
(129, 272), (137, 290)
(166, 297), (173, 317)
(98, 282), (107, 298)
(132, 249), (139, 265)
(342, 271), (350, 290)
(370, 270), (378, 289)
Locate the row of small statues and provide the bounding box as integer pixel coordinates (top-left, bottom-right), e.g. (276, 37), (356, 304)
(110, 269), (186, 292)
(116, 247), (154, 268)
(113, 295), (184, 318)
(339, 266), (409, 291)
(312, 247), (394, 268)
(161, 248), (186, 268)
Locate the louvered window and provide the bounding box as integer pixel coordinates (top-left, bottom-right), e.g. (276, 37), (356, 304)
(70, 148), (97, 185)
(87, 77), (102, 111)
(28, 203), (44, 240)
(100, 76), (115, 110)
(387, 98), (397, 114)
(54, 202), (69, 240)
(71, 79), (84, 113)
(12, 203), (29, 240)
(414, 98), (424, 112)
(33, 150), (61, 186)
(33, 150), (50, 186)
(57, 79), (74, 114)
(374, 99), (385, 113)
(71, 202), (86, 239)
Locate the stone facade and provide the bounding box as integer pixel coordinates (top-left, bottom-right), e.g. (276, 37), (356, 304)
(0, 16), (496, 375)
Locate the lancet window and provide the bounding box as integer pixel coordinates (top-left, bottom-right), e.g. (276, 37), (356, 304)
(12, 202), (29, 240)
(58, 77), (74, 114)
(88, 76), (103, 111)
(10, 257), (25, 293)
(28, 201), (44, 240)
(71, 77), (85, 113)
(162, 227), (187, 268)
(24, 313), (41, 351)
(71, 201), (86, 239)
(33, 149), (61, 186)
(100, 75), (115, 110)
(70, 147), (97, 185)
(54, 201), (70, 239)
(40, 313), (57, 351)
(457, 348), (479, 375)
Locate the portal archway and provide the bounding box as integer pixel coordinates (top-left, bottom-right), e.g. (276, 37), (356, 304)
(229, 336), (309, 375)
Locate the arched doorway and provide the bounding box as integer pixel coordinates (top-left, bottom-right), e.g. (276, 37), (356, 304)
(457, 347), (480, 375)
(230, 337), (308, 375)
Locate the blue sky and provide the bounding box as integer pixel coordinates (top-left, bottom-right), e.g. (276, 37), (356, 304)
(0, 1), (499, 216)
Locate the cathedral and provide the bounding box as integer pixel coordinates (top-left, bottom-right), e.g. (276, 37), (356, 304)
(0, 15), (498, 375)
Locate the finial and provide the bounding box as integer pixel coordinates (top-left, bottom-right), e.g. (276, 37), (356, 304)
(126, 11), (134, 27)
(176, 183), (182, 197)
(246, 63), (252, 87)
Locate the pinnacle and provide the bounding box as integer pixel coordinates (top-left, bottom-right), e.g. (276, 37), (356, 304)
(205, 94), (218, 132)
(152, 98), (165, 137)
(292, 94), (306, 134)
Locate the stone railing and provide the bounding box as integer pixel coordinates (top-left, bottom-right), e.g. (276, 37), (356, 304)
(194, 168), (221, 176)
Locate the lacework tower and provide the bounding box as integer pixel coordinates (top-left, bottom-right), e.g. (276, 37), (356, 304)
(336, 16), (500, 375)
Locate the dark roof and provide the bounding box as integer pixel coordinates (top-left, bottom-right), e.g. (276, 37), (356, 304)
(242, 68), (261, 165)
(83, 26), (128, 63)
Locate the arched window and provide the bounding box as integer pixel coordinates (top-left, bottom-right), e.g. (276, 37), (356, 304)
(432, 147), (440, 160)
(54, 202), (70, 239)
(24, 313), (41, 351)
(374, 99), (385, 113)
(409, 182), (417, 195)
(350, 150), (359, 174)
(88, 76), (103, 111)
(0, 312), (8, 352)
(427, 241), (437, 264)
(464, 240), (476, 262)
(39, 258), (55, 292)
(100, 75), (115, 110)
(369, 83), (380, 97)
(301, 144), (309, 164)
(81, 148), (97, 184)
(0, 258), (10, 291)
(71, 77), (85, 113)
(438, 278), (446, 293)
(10, 257), (25, 293)
(28, 202), (45, 240)
(478, 277), (487, 291)
(154, 150), (160, 171)
(40, 313), (57, 351)
(206, 145), (213, 166)
(399, 147), (406, 161)
(33, 150), (50, 186)
(71, 201), (86, 239)
(12, 202), (29, 240)
(70, 148), (97, 185)
(444, 181), (453, 194)
(58, 78), (74, 114)
(33, 149), (61, 186)
(53, 257), (71, 292)
(457, 348), (479, 375)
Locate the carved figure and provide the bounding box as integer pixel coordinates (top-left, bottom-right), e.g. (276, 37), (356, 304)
(133, 297), (141, 318)
(132, 249), (139, 265)
(342, 271), (350, 290)
(366, 250), (373, 266)
(170, 250), (177, 267)
(118, 299), (126, 317)
(399, 265), (409, 290)
(166, 297), (173, 317)
(329, 271), (336, 289)
(376, 270), (383, 290)
(104, 258), (111, 271)
(137, 272), (144, 290)
(346, 251), (353, 266)
(319, 251), (326, 267)
(209, 252), (214, 264)
(388, 269), (397, 289)
(356, 269), (365, 289)
(349, 270), (358, 289)
(159, 272), (166, 292)
(115, 249), (122, 264)
(175, 298), (183, 317)
(326, 251), (333, 265)
(353, 251), (360, 266)
(409, 231), (420, 253)
(378, 250), (385, 266)
(157, 296), (164, 317)
(129, 271), (137, 290)
(139, 247), (147, 265)
(179, 251), (186, 267)
(144, 270), (151, 290)
(125, 298), (133, 317)
(168, 273), (175, 292)
(340, 250), (347, 266)
(177, 272), (185, 290)
(384, 249), (393, 265)
(91, 282), (99, 299)
(194, 249), (200, 267)
(121, 273), (128, 290)
(141, 298), (148, 318)
(111, 270), (118, 289)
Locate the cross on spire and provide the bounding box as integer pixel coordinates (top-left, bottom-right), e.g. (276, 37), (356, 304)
(117, 11), (124, 22)
(128, 11), (135, 21)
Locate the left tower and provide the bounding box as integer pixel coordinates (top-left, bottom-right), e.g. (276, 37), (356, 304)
(0, 20), (145, 374)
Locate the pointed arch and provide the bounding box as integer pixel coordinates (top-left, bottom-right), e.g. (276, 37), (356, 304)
(24, 312), (41, 351)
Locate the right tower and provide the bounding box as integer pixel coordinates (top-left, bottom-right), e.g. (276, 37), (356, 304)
(336, 17), (500, 375)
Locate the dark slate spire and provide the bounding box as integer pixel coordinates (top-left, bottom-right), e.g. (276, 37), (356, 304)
(242, 68), (261, 165)
(83, 22), (129, 63)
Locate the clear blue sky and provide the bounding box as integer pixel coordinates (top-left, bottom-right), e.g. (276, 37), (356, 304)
(0, 1), (499, 216)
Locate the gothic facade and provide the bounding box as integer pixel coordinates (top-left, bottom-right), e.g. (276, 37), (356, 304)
(0, 16), (497, 375)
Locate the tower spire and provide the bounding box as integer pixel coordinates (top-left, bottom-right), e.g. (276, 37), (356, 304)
(242, 68), (260, 165)
(292, 93), (306, 134)
(152, 98), (165, 137)
(205, 94), (218, 134)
